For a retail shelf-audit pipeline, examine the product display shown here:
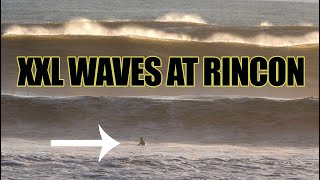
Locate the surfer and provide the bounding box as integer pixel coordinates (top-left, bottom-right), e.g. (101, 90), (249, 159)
(138, 137), (146, 146)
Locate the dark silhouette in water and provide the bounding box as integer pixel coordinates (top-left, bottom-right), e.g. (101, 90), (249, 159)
(138, 137), (145, 146)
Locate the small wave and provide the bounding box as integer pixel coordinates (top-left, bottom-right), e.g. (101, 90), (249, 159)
(297, 22), (315, 27)
(260, 21), (315, 27)
(203, 32), (319, 46)
(260, 21), (273, 27)
(155, 13), (207, 24)
(1, 160), (25, 167)
(1, 92), (318, 102)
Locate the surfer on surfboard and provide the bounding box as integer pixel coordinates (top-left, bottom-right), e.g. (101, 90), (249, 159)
(138, 137), (146, 146)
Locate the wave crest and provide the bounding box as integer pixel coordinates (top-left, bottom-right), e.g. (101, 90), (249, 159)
(204, 32), (319, 46)
(260, 21), (273, 27)
(155, 13), (207, 24)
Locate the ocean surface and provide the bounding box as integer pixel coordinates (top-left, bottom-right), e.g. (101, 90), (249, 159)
(1, 0), (319, 179)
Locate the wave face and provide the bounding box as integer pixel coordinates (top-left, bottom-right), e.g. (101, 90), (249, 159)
(2, 94), (319, 146)
(2, 20), (319, 47)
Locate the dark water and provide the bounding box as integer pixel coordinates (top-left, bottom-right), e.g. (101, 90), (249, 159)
(1, 94), (319, 179)
(2, 94), (319, 146)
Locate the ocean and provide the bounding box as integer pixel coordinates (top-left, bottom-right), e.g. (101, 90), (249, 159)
(1, 0), (319, 179)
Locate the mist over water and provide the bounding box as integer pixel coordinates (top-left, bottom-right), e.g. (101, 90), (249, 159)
(155, 13), (207, 24)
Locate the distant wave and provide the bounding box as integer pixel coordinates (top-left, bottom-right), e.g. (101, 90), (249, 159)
(203, 32), (318, 46)
(3, 19), (319, 47)
(155, 13), (207, 24)
(1, 92), (318, 101)
(260, 21), (274, 27)
(260, 21), (315, 27)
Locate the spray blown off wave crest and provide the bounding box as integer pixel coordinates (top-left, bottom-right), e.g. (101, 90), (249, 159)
(155, 13), (207, 24)
(3, 19), (319, 47)
(260, 21), (273, 27)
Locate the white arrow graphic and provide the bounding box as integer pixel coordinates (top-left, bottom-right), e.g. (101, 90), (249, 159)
(51, 124), (120, 162)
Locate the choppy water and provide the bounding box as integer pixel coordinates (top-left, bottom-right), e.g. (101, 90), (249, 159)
(1, 139), (319, 179)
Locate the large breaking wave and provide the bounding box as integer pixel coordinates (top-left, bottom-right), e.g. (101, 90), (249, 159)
(2, 17), (319, 47)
